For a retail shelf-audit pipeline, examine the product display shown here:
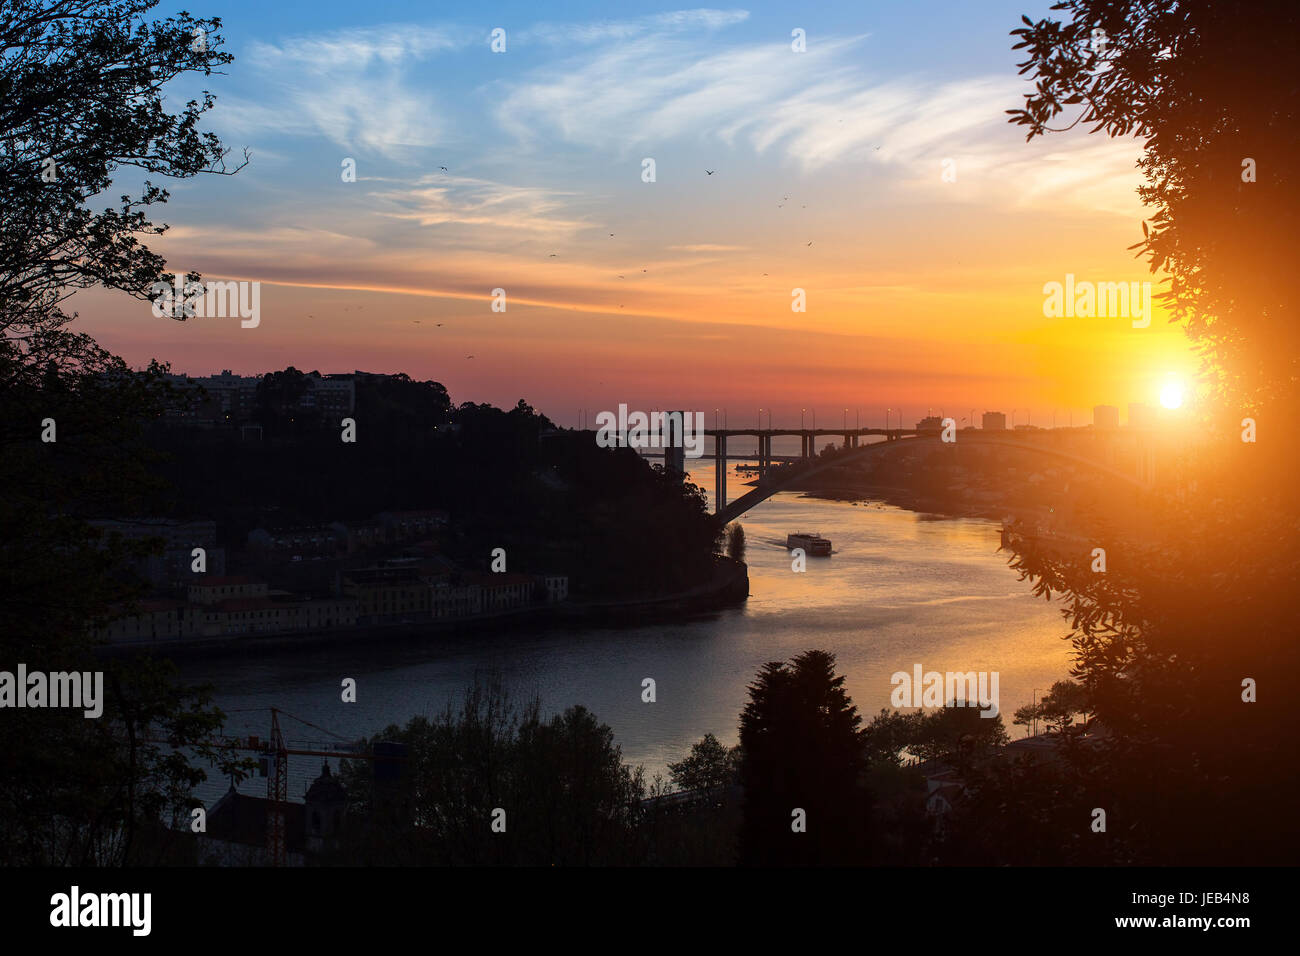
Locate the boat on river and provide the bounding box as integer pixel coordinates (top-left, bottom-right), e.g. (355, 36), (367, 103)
(786, 532), (832, 556)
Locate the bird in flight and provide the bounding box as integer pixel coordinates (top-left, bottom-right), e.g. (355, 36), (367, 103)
(705, 169), (715, 175)
(439, 165), (449, 171)
(436, 323), (443, 327)
(549, 253), (558, 257)
(466, 355), (474, 359)
(806, 241), (813, 246)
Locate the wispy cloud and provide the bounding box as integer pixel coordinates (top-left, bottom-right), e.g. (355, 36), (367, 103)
(494, 18), (1143, 209)
(219, 25), (469, 156)
(369, 174), (589, 237)
(518, 8), (749, 45)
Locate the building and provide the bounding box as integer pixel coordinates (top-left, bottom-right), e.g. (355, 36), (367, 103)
(328, 519), (386, 554)
(248, 525), (344, 560)
(376, 510), (450, 542)
(89, 518), (225, 589)
(188, 576), (268, 606)
(430, 583), (483, 618)
(96, 599), (200, 644)
(163, 369), (356, 426)
(537, 574), (569, 603)
(981, 411), (1006, 431)
(201, 598), (286, 635)
(1093, 405), (1120, 430)
(462, 572), (536, 612)
(279, 596), (358, 632)
(341, 561), (445, 621)
(199, 762), (346, 867)
(304, 376), (355, 420)
(163, 370), (260, 426)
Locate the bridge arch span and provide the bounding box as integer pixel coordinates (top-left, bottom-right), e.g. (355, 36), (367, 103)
(713, 432), (1151, 525)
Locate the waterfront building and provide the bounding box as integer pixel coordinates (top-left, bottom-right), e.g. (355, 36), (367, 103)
(202, 597), (287, 635)
(981, 411), (1006, 431)
(280, 596), (358, 631)
(431, 582), (483, 618)
(96, 599), (198, 643)
(189, 576), (269, 606)
(462, 572), (537, 612)
(342, 563), (433, 620)
(537, 574), (569, 603)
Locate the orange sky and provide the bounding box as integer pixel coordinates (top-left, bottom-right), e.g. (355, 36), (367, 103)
(71, 12), (1202, 429)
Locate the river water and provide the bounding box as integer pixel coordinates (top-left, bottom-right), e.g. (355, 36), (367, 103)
(181, 445), (1073, 806)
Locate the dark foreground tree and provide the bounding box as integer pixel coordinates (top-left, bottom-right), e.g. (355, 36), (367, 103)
(0, 0), (247, 864)
(337, 674), (645, 865)
(738, 650), (871, 865)
(1, 0), (244, 336)
(999, 0), (1300, 864)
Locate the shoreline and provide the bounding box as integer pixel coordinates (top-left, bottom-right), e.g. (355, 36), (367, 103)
(96, 556), (750, 660)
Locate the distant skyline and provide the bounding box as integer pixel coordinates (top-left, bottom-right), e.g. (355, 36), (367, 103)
(71, 1), (1200, 427)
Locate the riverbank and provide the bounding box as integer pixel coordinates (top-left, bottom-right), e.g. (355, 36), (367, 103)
(96, 556), (750, 660)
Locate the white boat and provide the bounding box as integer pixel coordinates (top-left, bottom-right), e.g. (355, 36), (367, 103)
(786, 533), (832, 556)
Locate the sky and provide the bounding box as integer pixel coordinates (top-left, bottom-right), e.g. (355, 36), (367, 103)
(71, 0), (1202, 428)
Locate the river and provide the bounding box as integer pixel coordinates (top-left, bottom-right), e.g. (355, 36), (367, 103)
(180, 444), (1073, 806)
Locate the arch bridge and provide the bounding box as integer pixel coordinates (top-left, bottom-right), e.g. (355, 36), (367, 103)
(706, 429), (1156, 525)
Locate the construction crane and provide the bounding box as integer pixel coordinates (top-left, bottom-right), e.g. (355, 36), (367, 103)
(213, 707), (403, 866)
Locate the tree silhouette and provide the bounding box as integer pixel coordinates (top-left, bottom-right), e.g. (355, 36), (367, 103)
(999, 0), (1300, 864)
(738, 650), (871, 865)
(0, 0), (247, 864)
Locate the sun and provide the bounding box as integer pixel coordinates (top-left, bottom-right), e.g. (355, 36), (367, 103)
(1159, 380), (1185, 410)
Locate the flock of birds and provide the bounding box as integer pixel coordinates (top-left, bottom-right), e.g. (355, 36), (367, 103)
(342, 163), (853, 359)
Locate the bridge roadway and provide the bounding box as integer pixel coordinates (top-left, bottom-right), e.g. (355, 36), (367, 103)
(712, 431), (1154, 525)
